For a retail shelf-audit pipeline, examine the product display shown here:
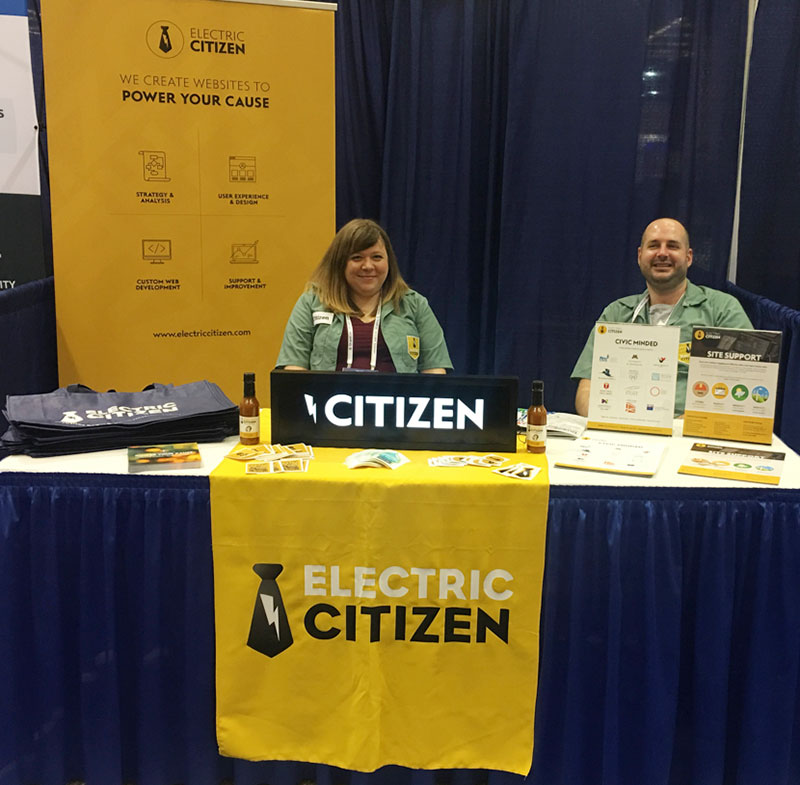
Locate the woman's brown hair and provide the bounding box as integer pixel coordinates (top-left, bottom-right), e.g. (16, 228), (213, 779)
(307, 218), (410, 313)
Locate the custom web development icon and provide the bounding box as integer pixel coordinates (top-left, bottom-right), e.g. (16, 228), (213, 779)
(247, 563), (294, 657)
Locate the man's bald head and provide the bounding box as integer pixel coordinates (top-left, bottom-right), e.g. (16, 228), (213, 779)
(637, 218), (693, 299)
(640, 218), (690, 249)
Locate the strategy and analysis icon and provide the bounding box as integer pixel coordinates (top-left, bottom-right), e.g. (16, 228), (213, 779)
(140, 150), (170, 182)
(142, 239), (172, 263)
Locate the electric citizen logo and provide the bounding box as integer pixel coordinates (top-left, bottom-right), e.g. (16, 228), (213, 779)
(146, 20), (247, 58)
(303, 394), (485, 430)
(59, 402), (179, 423)
(146, 21), (185, 58)
(247, 563), (513, 659)
(247, 564), (294, 658)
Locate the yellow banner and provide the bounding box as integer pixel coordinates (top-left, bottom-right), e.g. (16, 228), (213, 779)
(42, 0), (334, 403)
(210, 445), (549, 773)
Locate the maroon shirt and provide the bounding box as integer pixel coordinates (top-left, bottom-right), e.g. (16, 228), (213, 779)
(335, 317), (396, 372)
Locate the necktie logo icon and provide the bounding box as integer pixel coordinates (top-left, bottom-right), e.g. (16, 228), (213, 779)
(146, 20), (184, 58)
(247, 563), (294, 657)
(159, 25), (172, 53)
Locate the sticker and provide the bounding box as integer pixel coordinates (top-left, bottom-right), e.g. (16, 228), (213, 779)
(678, 341), (691, 364)
(407, 335), (420, 359)
(313, 311), (334, 326)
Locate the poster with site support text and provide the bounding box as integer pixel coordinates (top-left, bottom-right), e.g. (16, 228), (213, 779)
(42, 0), (335, 403)
(587, 322), (679, 436)
(683, 327), (781, 445)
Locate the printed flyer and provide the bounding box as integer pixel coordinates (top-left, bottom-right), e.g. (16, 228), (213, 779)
(553, 434), (666, 477)
(586, 322), (679, 435)
(678, 442), (784, 485)
(683, 328), (781, 444)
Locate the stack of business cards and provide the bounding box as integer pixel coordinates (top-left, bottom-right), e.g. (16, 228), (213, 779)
(492, 463), (541, 481)
(428, 455), (471, 467)
(245, 457), (308, 474)
(227, 442), (314, 475)
(428, 454), (509, 468)
(344, 449), (410, 469)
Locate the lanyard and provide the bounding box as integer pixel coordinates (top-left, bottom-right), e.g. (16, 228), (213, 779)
(631, 291), (685, 325)
(344, 306), (381, 370)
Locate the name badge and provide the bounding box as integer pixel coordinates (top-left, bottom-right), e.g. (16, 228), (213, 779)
(313, 311), (334, 326)
(407, 335), (420, 359)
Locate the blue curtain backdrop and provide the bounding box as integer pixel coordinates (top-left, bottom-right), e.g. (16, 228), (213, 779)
(0, 278), (57, 439)
(10, 0), (799, 411)
(737, 0), (800, 310)
(335, 0), (749, 410)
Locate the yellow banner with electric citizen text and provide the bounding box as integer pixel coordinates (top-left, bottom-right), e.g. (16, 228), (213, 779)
(42, 0), (334, 403)
(210, 447), (549, 773)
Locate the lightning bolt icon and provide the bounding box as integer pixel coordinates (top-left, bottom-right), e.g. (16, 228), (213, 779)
(260, 593), (281, 639)
(304, 393), (317, 423)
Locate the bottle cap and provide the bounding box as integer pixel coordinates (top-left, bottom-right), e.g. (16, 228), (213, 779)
(244, 372), (255, 383)
(531, 380), (543, 391)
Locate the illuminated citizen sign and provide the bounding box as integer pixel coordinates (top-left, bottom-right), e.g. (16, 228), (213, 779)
(271, 371), (517, 451)
(305, 393), (484, 430)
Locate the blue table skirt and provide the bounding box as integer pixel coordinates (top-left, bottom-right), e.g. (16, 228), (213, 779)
(1, 473), (799, 785)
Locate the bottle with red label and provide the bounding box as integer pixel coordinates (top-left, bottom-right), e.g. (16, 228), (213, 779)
(239, 372), (260, 445)
(526, 380), (546, 454)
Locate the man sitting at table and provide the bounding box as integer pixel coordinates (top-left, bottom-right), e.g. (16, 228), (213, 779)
(571, 217), (753, 417)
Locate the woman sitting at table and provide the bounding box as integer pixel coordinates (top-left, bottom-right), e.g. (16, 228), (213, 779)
(276, 218), (453, 373)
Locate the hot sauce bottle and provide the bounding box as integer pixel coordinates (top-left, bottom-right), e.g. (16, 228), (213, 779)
(526, 380), (546, 454)
(239, 372), (260, 445)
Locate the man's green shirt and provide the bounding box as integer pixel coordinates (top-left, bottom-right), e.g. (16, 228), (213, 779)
(571, 281), (753, 415)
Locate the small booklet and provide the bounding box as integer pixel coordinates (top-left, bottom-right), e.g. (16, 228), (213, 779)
(345, 449), (410, 469)
(516, 409), (587, 438)
(128, 442), (202, 472)
(545, 412), (587, 438)
(554, 435), (666, 477)
(678, 442), (785, 485)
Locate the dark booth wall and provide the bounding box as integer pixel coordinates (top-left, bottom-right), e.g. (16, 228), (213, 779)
(334, 0), (750, 411)
(4, 0), (800, 419)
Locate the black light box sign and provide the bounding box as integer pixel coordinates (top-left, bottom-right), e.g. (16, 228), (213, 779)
(270, 371), (518, 452)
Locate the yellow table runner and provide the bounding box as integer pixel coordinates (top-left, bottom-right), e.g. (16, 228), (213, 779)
(210, 412), (549, 773)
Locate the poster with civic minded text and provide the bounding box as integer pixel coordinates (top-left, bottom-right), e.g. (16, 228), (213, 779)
(586, 322), (679, 435)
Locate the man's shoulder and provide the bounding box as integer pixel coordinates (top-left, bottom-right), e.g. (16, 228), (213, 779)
(685, 281), (745, 308)
(683, 281), (752, 326)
